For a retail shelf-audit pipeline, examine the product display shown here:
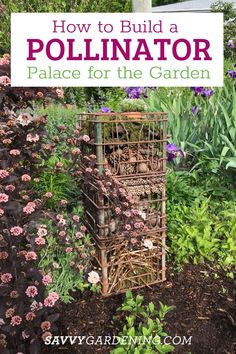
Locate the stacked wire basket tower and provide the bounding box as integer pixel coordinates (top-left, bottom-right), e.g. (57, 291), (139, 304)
(79, 112), (168, 296)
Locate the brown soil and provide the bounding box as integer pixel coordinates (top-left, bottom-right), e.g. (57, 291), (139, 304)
(42, 263), (236, 354)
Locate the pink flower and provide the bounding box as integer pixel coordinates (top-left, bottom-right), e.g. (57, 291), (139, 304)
(25, 251), (37, 261)
(85, 167), (92, 173)
(0, 209), (4, 217)
(30, 301), (43, 312)
(44, 192), (53, 198)
(0, 75), (11, 86)
(5, 184), (15, 192)
(72, 215), (80, 222)
(71, 148), (81, 155)
(35, 237), (46, 245)
(10, 226), (23, 236)
(0, 170), (9, 179)
(75, 232), (83, 239)
(56, 88), (64, 98)
(26, 133), (40, 143)
(49, 292), (59, 301)
(21, 174), (31, 182)
(80, 225), (86, 232)
(10, 290), (18, 298)
(25, 312), (35, 321)
(44, 292), (59, 307)
(42, 274), (52, 286)
(5, 308), (15, 318)
(25, 286), (38, 298)
(59, 199), (68, 206)
(82, 135), (90, 142)
(119, 188), (126, 194)
(11, 315), (22, 326)
(0, 193), (9, 203)
(9, 149), (20, 156)
(105, 169), (112, 176)
(0, 57), (10, 65)
(124, 211), (132, 218)
(1, 273), (12, 283)
(124, 224), (132, 231)
(56, 214), (63, 221)
(0, 251), (8, 260)
(23, 201), (36, 214)
(58, 230), (66, 237)
(16, 113), (32, 126)
(37, 227), (47, 237)
(65, 247), (73, 253)
(134, 222), (141, 229)
(22, 331), (30, 339)
(41, 321), (51, 331)
(42, 332), (52, 342)
(115, 207), (121, 214)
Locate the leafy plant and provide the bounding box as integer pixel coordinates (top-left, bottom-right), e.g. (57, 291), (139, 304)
(119, 98), (148, 112)
(111, 291), (175, 354)
(38, 211), (97, 304)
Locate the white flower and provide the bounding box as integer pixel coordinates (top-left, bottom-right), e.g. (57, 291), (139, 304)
(52, 262), (60, 269)
(88, 271), (100, 284)
(16, 113), (33, 126)
(140, 211), (146, 220)
(143, 239), (154, 250)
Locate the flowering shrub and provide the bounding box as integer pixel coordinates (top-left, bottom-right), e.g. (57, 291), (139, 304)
(0, 54), (63, 352)
(80, 145), (147, 246)
(37, 212), (98, 303)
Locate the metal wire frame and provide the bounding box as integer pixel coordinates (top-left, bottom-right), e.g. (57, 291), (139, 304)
(79, 112), (168, 178)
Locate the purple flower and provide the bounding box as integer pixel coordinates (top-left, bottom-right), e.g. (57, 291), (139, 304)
(125, 87), (144, 99)
(101, 106), (111, 113)
(227, 70), (236, 79)
(202, 89), (214, 97)
(190, 87), (204, 96)
(192, 106), (198, 115)
(190, 87), (214, 97)
(227, 40), (235, 49)
(167, 144), (185, 161)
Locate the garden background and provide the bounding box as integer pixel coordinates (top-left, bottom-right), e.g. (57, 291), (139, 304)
(0, 1), (236, 353)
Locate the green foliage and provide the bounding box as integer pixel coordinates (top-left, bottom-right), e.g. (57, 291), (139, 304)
(211, 1), (236, 60)
(39, 212), (97, 303)
(119, 98), (148, 112)
(0, 0), (131, 54)
(111, 291), (175, 354)
(152, 0), (183, 6)
(33, 164), (81, 210)
(146, 66), (236, 174)
(167, 171), (236, 270)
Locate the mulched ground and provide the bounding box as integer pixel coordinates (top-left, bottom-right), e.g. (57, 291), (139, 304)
(42, 263), (236, 354)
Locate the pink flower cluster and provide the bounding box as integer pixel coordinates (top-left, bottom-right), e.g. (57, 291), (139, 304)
(44, 292), (59, 307)
(11, 315), (22, 326)
(10, 149), (20, 156)
(42, 274), (52, 286)
(23, 201), (36, 214)
(0, 75), (11, 86)
(1, 273), (13, 283)
(25, 251), (37, 261)
(10, 226), (23, 236)
(0, 193), (9, 203)
(0, 170), (9, 179)
(21, 174), (31, 182)
(26, 133), (40, 143)
(25, 286), (38, 298)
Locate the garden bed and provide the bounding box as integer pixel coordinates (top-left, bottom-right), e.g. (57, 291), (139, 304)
(42, 263), (236, 354)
